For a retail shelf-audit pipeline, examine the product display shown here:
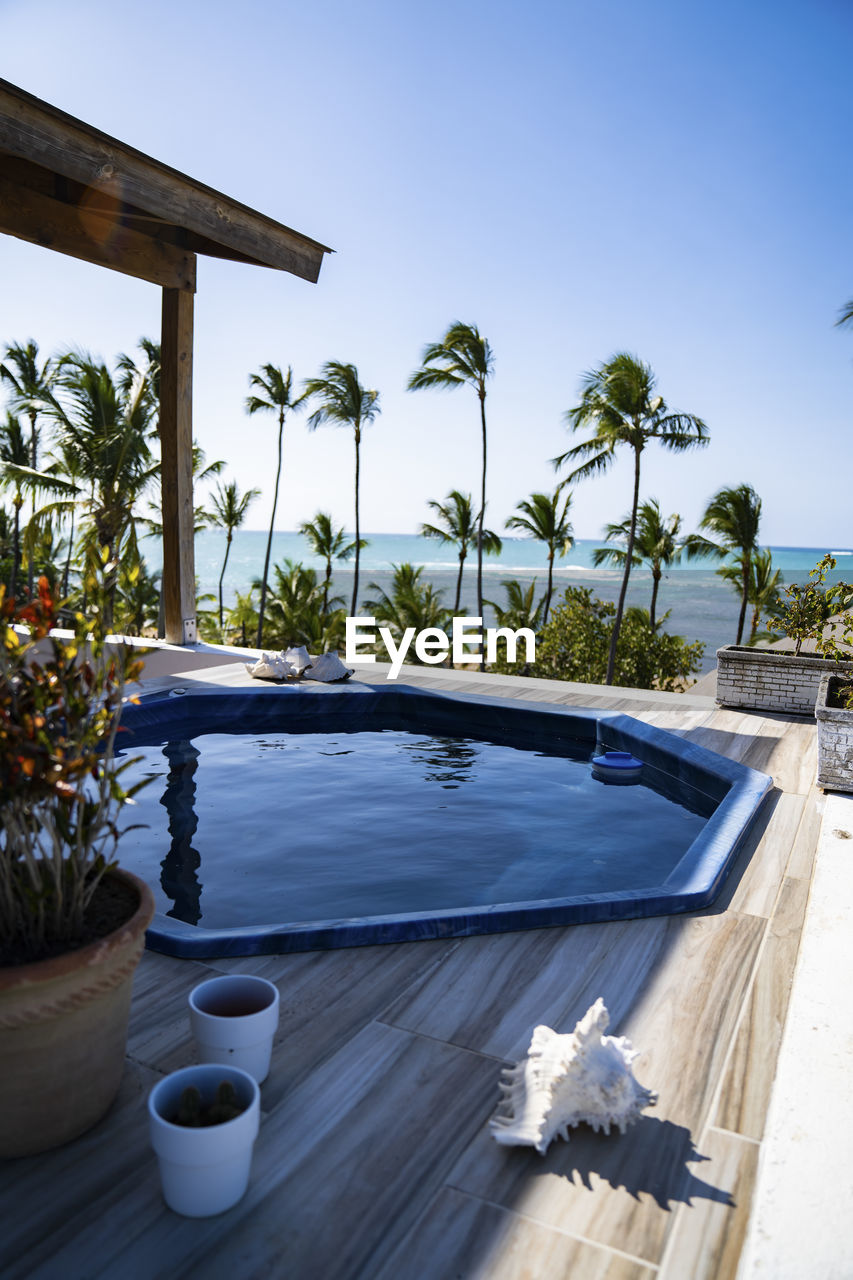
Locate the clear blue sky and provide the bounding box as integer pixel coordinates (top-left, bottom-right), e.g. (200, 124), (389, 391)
(2, 0), (851, 545)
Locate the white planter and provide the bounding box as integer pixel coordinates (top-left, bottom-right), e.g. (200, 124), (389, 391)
(816, 675), (853, 793)
(715, 645), (853, 716)
(148, 1064), (260, 1217)
(189, 975), (280, 1084)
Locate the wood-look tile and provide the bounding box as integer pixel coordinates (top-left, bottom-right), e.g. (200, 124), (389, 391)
(704, 790), (803, 920)
(785, 789), (824, 881)
(208, 937), (461, 1107)
(658, 1128), (759, 1280)
(432, 914), (763, 1263)
(446, 1113), (737, 1267)
(117, 1024), (499, 1280)
(712, 876), (810, 1139)
(129, 938), (458, 1103)
(0, 674), (824, 1280)
(744, 716), (816, 794)
(381, 917), (675, 1062)
(623, 913), (765, 1132)
(374, 1186), (657, 1280)
(0, 1059), (162, 1280)
(127, 950), (222, 1073)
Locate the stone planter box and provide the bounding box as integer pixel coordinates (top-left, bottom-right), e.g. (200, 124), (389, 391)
(816, 674), (853, 793)
(715, 645), (853, 716)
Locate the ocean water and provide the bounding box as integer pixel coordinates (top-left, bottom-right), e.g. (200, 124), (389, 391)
(140, 532), (853, 677)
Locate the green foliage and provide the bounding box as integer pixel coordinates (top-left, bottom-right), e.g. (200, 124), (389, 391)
(768, 555), (853, 659)
(255, 559), (346, 651)
(0, 576), (146, 963)
(483, 578), (544, 674)
(363, 564), (450, 659)
(531, 586), (704, 690)
(112, 552), (161, 637)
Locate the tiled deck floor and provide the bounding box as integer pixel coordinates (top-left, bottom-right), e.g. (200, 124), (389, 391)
(0, 663), (824, 1279)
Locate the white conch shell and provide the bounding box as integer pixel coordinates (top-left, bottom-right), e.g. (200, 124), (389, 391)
(302, 651), (353, 682)
(490, 998), (656, 1155)
(283, 645), (313, 675)
(244, 652), (298, 681)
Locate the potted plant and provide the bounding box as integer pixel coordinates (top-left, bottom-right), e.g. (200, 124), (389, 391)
(715, 555), (853, 715)
(816, 672), (853, 792)
(148, 1064), (261, 1217)
(0, 576), (155, 1158)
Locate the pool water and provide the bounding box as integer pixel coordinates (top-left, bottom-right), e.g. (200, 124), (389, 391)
(115, 687), (771, 956)
(117, 724), (712, 930)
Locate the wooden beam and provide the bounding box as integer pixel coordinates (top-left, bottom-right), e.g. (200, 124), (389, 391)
(160, 288), (196, 646)
(0, 172), (196, 291)
(0, 79), (331, 282)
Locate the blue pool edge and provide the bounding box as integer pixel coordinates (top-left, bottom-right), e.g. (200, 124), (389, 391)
(121, 682), (774, 958)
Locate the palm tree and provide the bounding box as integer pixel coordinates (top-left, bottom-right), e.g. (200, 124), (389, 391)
(0, 340), (55, 473)
(718, 545), (781, 645)
(25, 353), (159, 626)
(420, 489), (502, 613)
(683, 484), (762, 645)
(254, 559), (343, 649)
(299, 511), (359, 614)
(301, 362), (380, 616)
(556, 352), (708, 684)
(225, 589), (259, 648)
(592, 498), (682, 631)
(482, 578), (544, 673)
(208, 480), (260, 629)
(364, 563), (450, 651)
(837, 299), (853, 330)
(117, 338), (161, 429)
(505, 489), (574, 625)
(246, 364), (303, 647)
(483, 578), (544, 632)
(1, 340), (56, 594)
(408, 323), (494, 620)
(0, 413), (29, 598)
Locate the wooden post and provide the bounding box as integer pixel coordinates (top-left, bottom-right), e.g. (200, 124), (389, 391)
(160, 285), (196, 645)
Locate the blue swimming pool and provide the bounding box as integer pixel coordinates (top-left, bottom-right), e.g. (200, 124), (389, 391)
(118, 685), (772, 957)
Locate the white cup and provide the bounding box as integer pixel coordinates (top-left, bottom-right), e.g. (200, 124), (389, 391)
(189, 975), (280, 1084)
(149, 1064), (260, 1217)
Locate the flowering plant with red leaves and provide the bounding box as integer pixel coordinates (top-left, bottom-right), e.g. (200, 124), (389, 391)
(1, 577), (146, 962)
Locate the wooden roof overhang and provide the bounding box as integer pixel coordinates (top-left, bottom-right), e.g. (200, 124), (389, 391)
(0, 77), (332, 643)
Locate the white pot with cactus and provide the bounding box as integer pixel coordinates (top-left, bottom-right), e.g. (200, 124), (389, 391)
(148, 1064), (261, 1217)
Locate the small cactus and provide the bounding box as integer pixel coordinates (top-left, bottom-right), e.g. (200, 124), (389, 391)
(173, 1080), (246, 1127)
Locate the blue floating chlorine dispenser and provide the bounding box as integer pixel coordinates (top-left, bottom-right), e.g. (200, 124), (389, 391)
(591, 749), (644, 784)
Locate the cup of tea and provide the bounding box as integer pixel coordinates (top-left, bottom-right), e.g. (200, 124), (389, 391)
(189, 975), (280, 1084)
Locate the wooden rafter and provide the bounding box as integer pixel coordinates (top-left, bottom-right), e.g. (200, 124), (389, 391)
(0, 78), (332, 645)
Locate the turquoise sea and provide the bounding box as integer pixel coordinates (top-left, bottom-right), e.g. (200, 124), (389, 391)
(141, 532), (853, 677)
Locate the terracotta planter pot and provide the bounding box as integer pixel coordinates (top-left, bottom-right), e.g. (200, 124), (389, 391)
(0, 868), (155, 1158)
